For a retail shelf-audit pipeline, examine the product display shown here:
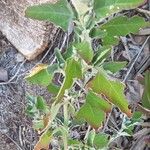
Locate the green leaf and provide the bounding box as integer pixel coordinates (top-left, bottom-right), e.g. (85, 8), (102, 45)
(123, 111), (142, 135)
(33, 120), (45, 130)
(133, 111), (142, 119)
(75, 41), (94, 63)
(94, 0), (145, 19)
(142, 71), (150, 109)
(26, 64), (51, 86)
(86, 91), (112, 113)
(68, 139), (83, 146)
(47, 63), (59, 74)
(123, 125), (134, 135)
(103, 61), (127, 73)
(62, 45), (74, 60)
(50, 103), (62, 124)
(76, 103), (105, 129)
(56, 58), (82, 102)
(87, 130), (95, 147)
(25, 0), (73, 31)
(87, 70), (132, 117)
(89, 28), (107, 39)
(101, 16), (149, 45)
(92, 46), (111, 66)
(26, 95), (38, 116)
(47, 83), (60, 95)
(34, 129), (53, 150)
(36, 96), (46, 110)
(71, 0), (90, 16)
(26, 95), (49, 129)
(76, 91), (111, 129)
(36, 96), (49, 113)
(55, 48), (65, 68)
(26, 64), (58, 86)
(93, 133), (109, 149)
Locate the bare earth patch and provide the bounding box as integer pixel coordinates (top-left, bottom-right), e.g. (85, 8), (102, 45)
(0, 30), (64, 149)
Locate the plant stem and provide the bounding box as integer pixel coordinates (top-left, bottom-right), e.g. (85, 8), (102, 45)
(84, 125), (91, 142)
(63, 101), (69, 126)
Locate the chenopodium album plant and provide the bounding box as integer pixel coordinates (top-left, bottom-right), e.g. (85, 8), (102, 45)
(25, 0), (150, 149)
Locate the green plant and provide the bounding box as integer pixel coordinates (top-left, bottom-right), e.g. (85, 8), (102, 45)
(25, 0), (149, 149)
(141, 71), (150, 109)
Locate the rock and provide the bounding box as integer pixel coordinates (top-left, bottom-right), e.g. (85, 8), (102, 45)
(15, 53), (25, 62)
(0, 32), (10, 53)
(0, 67), (8, 82)
(0, 0), (58, 60)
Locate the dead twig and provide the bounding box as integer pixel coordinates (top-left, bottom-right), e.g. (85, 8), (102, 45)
(120, 36), (131, 61)
(0, 59), (27, 85)
(140, 122), (150, 128)
(136, 8), (150, 16)
(136, 104), (150, 117)
(39, 29), (61, 63)
(0, 131), (23, 150)
(102, 107), (113, 132)
(136, 56), (150, 74)
(123, 36), (150, 82)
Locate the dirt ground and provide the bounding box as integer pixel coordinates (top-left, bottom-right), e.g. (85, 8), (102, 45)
(0, 30), (65, 150)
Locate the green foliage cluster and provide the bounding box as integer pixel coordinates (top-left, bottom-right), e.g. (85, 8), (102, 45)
(25, 0), (150, 149)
